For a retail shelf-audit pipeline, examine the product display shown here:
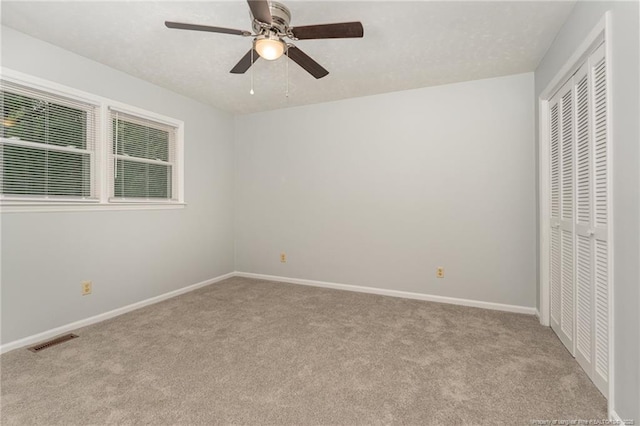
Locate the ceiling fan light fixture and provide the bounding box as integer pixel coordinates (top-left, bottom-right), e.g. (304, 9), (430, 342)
(255, 35), (285, 60)
(166, 0), (364, 78)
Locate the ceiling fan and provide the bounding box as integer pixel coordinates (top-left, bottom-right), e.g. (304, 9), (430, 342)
(165, 0), (364, 79)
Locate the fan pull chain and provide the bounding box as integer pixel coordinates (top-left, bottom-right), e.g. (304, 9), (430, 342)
(250, 48), (255, 95)
(285, 46), (289, 98)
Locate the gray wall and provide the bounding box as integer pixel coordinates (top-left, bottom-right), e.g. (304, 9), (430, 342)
(534, 1), (640, 419)
(0, 27), (236, 345)
(235, 73), (537, 308)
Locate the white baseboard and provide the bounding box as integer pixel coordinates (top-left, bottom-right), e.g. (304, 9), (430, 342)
(235, 272), (537, 315)
(609, 410), (620, 422)
(610, 410), (630, 424)
(0, 271), (235, 354)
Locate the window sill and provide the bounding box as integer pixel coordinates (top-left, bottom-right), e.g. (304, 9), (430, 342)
(0, 202), (187, 213)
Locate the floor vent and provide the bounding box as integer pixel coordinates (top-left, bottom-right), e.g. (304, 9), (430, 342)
(27, 334), (78, 353)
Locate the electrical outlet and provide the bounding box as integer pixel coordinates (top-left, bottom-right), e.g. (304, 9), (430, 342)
(436, 267), (444, 278)
(81, 281), (92, 295)
(280, 253), (287, 263)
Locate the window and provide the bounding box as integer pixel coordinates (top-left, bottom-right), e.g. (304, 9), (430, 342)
(110, 110), (177, 201)
(0, 70), (184, 211)
(1, 81), (97, 200)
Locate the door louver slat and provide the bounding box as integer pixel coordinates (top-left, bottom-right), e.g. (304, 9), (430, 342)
(550, 103), (560, 219)
(594, 240), (608, 379)
(560, 229), (574, 340)
(576, 234), (592, 361)
(561, 89), (573, 222)
(593, 58), (607, 229)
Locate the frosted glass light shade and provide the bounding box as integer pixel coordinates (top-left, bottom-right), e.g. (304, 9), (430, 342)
(255, 36), (285, 61)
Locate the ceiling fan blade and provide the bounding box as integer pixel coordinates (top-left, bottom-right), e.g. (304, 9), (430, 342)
(247, 0), (272, 24)
(287, 45), (329, 79)
(230, 49), (260, 74)
(291, 22), (364, 40)
(165, 21), (251, 36)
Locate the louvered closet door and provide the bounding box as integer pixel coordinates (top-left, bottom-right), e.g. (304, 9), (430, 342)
(548, 40), (609, 399)
(589, 43), (609, 397)
(549, 95), (562, 334)
(551, 78), (576, 355)
(574, 61), (593, 374)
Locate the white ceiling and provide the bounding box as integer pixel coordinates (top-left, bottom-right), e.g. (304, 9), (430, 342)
(1, 1), (575, 114)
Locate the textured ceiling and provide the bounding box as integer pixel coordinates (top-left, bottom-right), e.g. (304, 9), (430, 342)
(1, 1), (575, 114)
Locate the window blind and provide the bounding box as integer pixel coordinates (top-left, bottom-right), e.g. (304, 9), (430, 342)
(0, 80), (97, 200)
(109, 109), (177, 201)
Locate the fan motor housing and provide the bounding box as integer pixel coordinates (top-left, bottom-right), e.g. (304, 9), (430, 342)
(252, 1), (291, 34)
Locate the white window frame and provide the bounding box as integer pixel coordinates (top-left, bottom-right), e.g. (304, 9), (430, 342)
(0, 68), (185, 212)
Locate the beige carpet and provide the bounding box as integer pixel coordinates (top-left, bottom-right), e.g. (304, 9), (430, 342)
(1, 277), (606, 425)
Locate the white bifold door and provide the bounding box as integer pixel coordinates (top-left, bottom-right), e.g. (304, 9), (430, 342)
(548, 42), (610, 398)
